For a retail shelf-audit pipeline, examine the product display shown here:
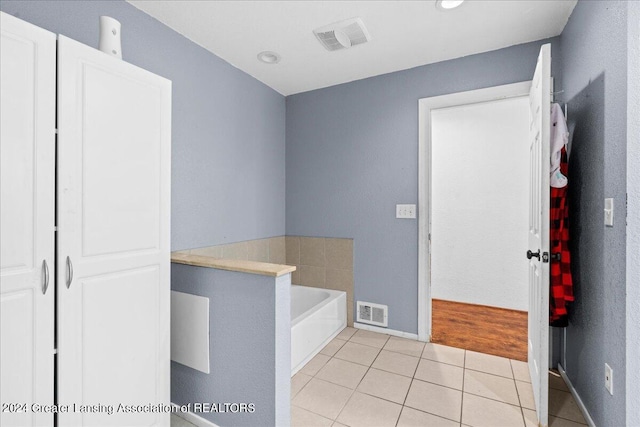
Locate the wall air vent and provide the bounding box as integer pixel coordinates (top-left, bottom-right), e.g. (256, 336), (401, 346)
(356, 301), (388, 327)
(313, 18), (371, 51)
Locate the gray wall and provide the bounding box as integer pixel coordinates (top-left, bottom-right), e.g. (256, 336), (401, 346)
(286, 37), (561, 333)
(560, 1), (629, 426)
(0, 0), (286, 251)
(626, 2), (640, 426)
(171, 264), (290, 427)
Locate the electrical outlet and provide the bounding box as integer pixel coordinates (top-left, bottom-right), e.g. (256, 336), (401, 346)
(396, 204), (416, 219)
(605, 363), (613, 395)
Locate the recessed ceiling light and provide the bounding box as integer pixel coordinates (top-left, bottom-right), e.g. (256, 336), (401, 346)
(257, 51), (281, 64)
(435, 0), (465, 10)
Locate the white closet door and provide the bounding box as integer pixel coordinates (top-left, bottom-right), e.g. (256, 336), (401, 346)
(57, 35), (171, 427)
(0, 12), (56, 427)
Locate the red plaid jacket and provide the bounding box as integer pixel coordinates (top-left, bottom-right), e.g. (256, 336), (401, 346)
(549, 146), (573, 326)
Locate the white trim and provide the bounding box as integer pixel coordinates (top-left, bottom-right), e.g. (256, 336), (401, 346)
(171, 403), (221, 427)
(557, 365), (597, 427)
(354, 322), (419, 340)
(417, 81), (532, 342)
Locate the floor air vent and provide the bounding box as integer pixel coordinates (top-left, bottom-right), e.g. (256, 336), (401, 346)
(356, 301), (388, 327)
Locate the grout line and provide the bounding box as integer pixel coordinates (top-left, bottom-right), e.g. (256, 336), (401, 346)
(463, 366), (514, 380)
(410, 377), (463, 394)
(332, 354), (368, 423)
(420, 356), (465, 369)
(365, 353), (418, 379)
(510, 363), (522, 410)
(296, 376), (353, 421)
(550, 414), (589, 426)
(409, 354), (420, 378)
(520, 406), (530, 427)
(290, 372), (313, 401)
(461, 389), (524, 409)
(548, 406), (589, 427)
(396, 377), (414, 427)
(400, 376), (413, 408)
(460, 359), (466, 423)
(514, 378), (525, 408)
(509, 358), (517, 380)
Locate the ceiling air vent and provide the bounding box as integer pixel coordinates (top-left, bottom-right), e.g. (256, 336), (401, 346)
(313, 18), (371, 51)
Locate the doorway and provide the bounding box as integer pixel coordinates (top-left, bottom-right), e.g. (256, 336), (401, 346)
(431, 95), (530, 359)
(417, 82), (531, 360)
(419, 45), (553, 427)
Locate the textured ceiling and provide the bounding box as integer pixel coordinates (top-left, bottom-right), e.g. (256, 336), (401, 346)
(128, 0), (577, 95)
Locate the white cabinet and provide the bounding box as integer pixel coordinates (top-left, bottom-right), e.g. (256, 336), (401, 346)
(0, 12), (56, 427)
(1, 13), (171, 427)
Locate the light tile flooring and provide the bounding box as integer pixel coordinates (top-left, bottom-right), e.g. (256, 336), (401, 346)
(291, 327), (589, 427)
(170, 413), (197, 427)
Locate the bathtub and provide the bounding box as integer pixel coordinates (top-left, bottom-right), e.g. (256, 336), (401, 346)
(291, 285), (347, 375)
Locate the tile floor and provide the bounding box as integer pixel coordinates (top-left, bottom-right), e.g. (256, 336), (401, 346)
(168, 327), (588, 427)
(170, 414), (198, 427)
(291, 327), (589, 427)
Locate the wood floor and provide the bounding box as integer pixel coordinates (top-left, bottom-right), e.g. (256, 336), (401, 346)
(431, 299), (528, 361)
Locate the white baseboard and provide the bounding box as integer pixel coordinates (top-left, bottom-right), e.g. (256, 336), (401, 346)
(171, 403), (220, 427)
(354, 322), (419, 340)
(557, 365), (597, 427)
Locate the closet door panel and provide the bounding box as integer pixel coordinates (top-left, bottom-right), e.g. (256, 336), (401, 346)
(0, 12), (56, 427)
(79, 266), (160, 426)
(57, 35), (170, 427)
(81, 65), (161, 256)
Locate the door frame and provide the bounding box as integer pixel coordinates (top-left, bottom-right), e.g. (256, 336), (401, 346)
(417, 81), (533, 342)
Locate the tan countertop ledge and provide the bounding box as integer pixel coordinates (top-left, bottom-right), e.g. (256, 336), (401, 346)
(171, 251), (296, 277)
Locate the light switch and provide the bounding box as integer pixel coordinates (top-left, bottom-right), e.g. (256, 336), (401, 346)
(396, 204), (416, 219)
(604, 198), (614, 227)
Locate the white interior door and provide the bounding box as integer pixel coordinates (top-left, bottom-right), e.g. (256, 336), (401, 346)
(527, 43), (551, 427)
(0, 12), (56, 427)
(57, 35), (171, 427)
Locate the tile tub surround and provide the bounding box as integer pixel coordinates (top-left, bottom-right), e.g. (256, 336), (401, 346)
(184, 236), (287, 264)
(184, 236), (355, 325)
(291, 328), (589, 427)
(285, 236), (354, 326)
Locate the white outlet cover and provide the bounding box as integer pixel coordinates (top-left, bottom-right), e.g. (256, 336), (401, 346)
(605, 363), (613, 395)
(396, 204), (416, 219)
(604, 198), (614, 226)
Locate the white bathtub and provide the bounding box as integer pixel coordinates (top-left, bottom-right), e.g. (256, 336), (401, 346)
(291, 285), (347, 376)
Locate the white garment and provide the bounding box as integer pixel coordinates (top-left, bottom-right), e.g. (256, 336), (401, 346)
(550, 103), (569, 188)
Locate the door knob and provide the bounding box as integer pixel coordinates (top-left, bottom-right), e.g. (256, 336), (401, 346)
(526, 250), (541, 260)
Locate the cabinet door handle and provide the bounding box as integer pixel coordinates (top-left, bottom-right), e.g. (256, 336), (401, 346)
(66, 256), (73, 289)
(42, 260), (49, 295)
